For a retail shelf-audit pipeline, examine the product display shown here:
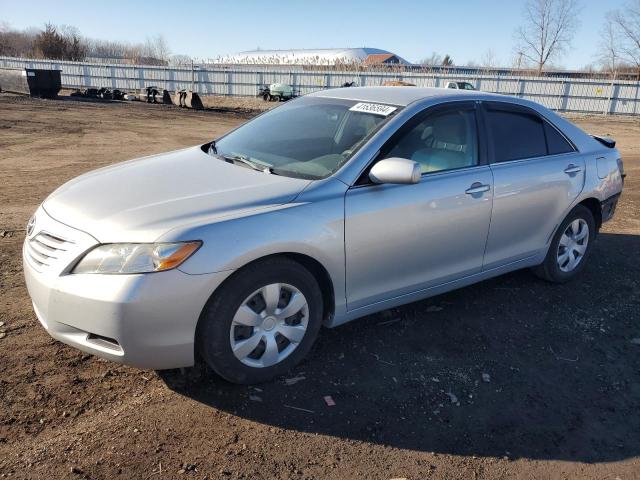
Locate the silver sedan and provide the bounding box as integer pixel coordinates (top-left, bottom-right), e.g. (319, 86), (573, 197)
(23, 87), (625, 384)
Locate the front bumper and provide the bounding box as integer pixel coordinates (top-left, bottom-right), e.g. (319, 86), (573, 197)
(23, 209), (231, 370)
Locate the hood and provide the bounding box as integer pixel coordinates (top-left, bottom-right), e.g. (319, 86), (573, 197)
(43, 146), (311, 242)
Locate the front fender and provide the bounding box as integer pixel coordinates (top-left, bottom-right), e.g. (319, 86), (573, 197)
(156, 178), (348, 314)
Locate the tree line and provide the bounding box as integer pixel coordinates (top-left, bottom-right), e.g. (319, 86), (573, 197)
(0, 22), (191, 66)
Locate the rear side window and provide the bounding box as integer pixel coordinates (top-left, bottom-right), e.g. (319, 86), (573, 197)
(544, 122), (574, 155)
(486, 109), (547, 162)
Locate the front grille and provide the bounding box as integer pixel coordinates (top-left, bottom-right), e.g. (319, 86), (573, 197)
(25, 232), (75, 270)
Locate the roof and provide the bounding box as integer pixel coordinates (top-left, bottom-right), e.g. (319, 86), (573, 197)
(217, 48), (410, 65)
(308, 86), (488, 106)
(363, 53), (398, 64)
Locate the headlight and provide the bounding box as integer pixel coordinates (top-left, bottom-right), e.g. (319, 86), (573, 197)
(72, 241), (201, 274)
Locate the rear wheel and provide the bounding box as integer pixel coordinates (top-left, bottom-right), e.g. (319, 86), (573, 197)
(197, 258), (323, 384)
(271, 95), (281, 102)
(532, 205), (595, 283)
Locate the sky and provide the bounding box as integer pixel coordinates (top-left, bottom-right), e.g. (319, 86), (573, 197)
(0, 0), (629, 69)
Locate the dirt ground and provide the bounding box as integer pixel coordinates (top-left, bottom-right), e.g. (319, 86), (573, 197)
(1, 94), (639, 480)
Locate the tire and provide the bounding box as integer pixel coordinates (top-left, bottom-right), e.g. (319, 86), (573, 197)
(532, 205), (596, 283)
(271, 95), (281, 102)
(262, 93), (271, 102)
(197, 257), (323, 384)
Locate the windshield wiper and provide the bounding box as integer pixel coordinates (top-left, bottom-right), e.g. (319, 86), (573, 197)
(222, 153), (272, 173)
(207, 143), (273, 174)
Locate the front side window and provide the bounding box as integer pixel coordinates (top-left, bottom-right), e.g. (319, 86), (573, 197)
(381, 107), (479, 174)
(211, 97), (399, 179)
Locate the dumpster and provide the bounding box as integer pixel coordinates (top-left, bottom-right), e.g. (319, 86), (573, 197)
(0, 68), (61, 98)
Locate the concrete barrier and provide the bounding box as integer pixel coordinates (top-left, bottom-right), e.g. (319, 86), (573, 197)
(185, 91), (203, 110)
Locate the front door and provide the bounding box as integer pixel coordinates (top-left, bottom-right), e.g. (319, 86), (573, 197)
(344, 102), (494, 310)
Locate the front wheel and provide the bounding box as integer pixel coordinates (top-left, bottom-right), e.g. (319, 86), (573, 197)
(197, 258), (323, 384)
(532, 205), (596, 283)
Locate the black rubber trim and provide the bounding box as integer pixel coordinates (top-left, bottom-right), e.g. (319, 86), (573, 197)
(601, 193), (621, 223)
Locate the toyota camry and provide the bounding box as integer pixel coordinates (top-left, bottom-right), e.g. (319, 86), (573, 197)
(23, 87), (624, 384)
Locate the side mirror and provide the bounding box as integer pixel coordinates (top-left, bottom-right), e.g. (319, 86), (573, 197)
(369, 158), (422, 185)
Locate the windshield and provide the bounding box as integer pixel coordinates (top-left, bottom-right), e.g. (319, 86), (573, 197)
(210, 96), (401, 179)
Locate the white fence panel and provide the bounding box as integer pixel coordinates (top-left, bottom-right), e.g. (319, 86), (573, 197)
(1, 56), (640, 115)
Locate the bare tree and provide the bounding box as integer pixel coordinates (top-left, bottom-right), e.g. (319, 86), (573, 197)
(515, 0), (580, 74)
(442, 54), (454, 66)
(419, 52), (443, 66)
(59, 25), (87, 61)
(0, 23), (37, 57)
(155, 35), (170, 62)
(480, 48), (497, 68)
(609, 0), (640, 78)
(169, 54), (193, 66)
(142, 34), (170, 63)
(598, 16), (621, 75)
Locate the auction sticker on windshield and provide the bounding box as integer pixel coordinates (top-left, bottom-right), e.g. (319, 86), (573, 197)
(349, 102), (397, 116)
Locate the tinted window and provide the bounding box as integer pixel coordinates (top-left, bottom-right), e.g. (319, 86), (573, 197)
(544, 121), (574, 155)
(486, 109), (546, 162)
(383, 107), (478, 173)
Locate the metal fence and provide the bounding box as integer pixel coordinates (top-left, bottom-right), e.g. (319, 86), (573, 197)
(1, 56), (639, 115)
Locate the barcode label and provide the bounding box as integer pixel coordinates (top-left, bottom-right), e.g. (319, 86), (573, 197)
(349, 102), (397, 116)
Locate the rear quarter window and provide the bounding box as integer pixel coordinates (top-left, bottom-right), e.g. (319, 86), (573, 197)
(544, 121), (575, 155)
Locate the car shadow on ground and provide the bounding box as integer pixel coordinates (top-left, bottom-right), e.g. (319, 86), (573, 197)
(161, 233), (640, 463)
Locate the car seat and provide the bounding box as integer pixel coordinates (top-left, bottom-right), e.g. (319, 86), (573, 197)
(411, 113), (474, 172)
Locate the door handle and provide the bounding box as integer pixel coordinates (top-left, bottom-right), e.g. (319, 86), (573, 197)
(564, 164), (582, 174)
(465, 182), (491, 194)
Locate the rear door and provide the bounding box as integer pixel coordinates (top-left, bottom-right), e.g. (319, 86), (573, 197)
(481, 101), (585, 269)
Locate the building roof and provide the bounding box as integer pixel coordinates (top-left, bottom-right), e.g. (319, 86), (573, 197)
(363, 53), (399, 64)
(217, 48), (410, 65)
